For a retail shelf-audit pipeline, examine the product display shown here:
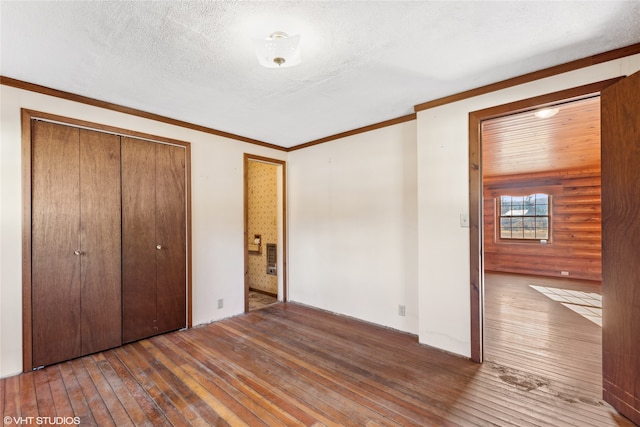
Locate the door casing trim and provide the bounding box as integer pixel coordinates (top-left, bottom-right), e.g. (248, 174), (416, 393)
(243, 153), (288, 312)
(468, 77), (622, 363)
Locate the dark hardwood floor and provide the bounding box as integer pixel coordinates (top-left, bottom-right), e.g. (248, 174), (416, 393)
(2, 294), (633, 426)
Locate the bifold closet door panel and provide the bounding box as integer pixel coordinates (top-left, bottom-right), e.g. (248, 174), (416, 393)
(155, 144), (187, 334)
(31, 121), (82, 367)
(121, 137), (157, 343)
(79, 129), (122, 355)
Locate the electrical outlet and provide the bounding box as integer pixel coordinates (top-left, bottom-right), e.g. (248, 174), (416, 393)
(217, 298), (224, 309)
(561, 271), (569, 276)
(398, 304), (406, 317)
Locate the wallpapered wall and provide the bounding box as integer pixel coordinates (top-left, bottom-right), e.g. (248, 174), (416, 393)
(247, 161), (278, 294)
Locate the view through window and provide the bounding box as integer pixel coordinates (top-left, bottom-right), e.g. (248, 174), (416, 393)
(499, 193), (549, 240)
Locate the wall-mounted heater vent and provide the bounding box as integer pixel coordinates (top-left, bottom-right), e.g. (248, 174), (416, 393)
(266, 243), (277, 276)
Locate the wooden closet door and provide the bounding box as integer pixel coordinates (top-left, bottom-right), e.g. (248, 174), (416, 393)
(32, 121), (82, 367)
(32, 123), (123, 367)
(79, 129), (122, 355)
(122, 138), (157, 342)
(155, 144), (187, 334)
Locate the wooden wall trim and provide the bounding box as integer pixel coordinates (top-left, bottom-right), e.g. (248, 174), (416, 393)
(5, 43), (638, 154)
(185, 143), (193, 329)
(416, 43), (640, 112)
(287, 113), (417, 151)
(4, 43), (638, 157)
(1, 76), (285, 151)
(22, 109), (192, 148)
(484, 184), (563, 198)
(468, 78), (621, 365)
(2, 76), (416, 153)
(471, 78), (622, 120)
(468, 112), (483, 363)
(21, 110), (33, 372)
(243, 155), (250, 313)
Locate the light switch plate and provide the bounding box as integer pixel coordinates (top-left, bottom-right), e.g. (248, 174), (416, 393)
(460, 213), (470, 228)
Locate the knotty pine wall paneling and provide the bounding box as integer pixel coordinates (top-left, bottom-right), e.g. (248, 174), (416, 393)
(483, 168), (602, 281)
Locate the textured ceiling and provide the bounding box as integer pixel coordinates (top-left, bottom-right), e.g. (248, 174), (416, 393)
(1, 1), (639, 148)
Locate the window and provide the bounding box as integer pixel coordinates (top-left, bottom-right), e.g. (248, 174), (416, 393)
(499, 193), (549, 240)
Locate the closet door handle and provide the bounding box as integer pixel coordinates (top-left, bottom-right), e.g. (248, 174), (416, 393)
(74, 250), (82, 256)
(156, 245), (162, 250)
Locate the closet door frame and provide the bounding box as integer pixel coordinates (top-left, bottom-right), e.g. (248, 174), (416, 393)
(21, 109), (193, 372)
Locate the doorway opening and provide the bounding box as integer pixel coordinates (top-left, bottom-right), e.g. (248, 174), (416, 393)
(244, 154), (287, 312)
(470, 73), (640, 423)
(480, 95), (603, 394)
(468, 80), (623, 398)
(468, 79), (618, 363)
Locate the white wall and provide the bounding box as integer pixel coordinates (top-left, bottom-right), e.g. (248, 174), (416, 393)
(0, 85), (286, 377)
(3, 53), (639, 378)
(288, 121), (419, 334)
(417, 54), (640, 357)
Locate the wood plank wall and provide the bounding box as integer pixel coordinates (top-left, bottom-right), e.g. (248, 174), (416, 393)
(484, 168), (602, 281)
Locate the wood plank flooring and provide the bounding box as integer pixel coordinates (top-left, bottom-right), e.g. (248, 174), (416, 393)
(2, 297), (634, 426)
(484, 272), (605, 396)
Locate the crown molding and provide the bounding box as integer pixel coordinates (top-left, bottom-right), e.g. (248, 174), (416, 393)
(287, 113), (417, 152)
(0, 76), (285, 152)
(414, 42), (640, 112)
(3, 42), (639, 153)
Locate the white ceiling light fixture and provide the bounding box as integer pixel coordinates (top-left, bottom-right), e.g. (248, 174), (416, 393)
(255, 31), (301, 68)
(534, 108), (559, 119)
